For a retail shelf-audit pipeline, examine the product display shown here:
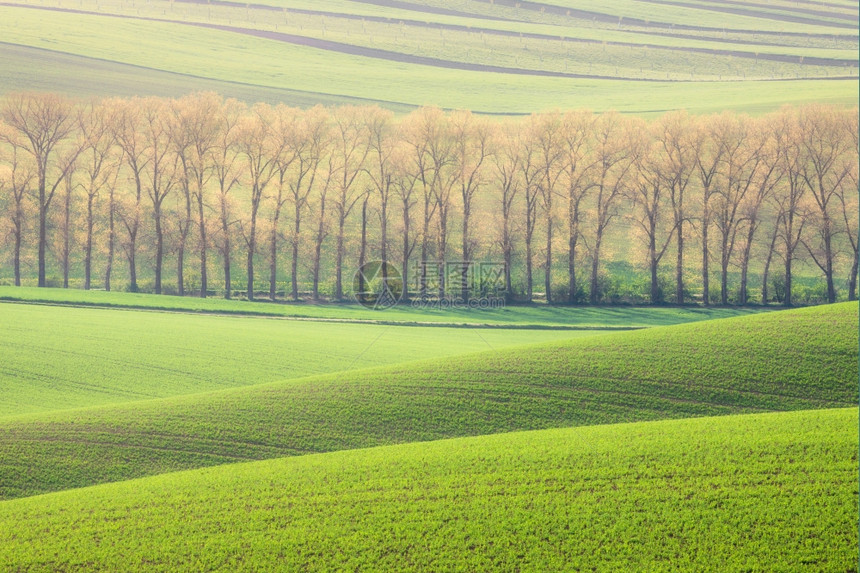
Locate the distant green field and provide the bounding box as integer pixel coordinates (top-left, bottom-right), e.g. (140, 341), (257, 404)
(2, 302), (853, 499)
(0, 42), (411, 109)
(0, 286), (768, 326)
(0, 301), (601, 416)
(0, 408), (854, 571)
(0, 0), (855, 113)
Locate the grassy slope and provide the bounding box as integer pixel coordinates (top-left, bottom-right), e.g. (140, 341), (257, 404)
(0, 408), (855, 571)
(0, 286), (767, 325)
(0, 4), (855, 113)
(1, 302), (854, 500)
(0, 42), (411, 109)
(0, 301), (596, 416)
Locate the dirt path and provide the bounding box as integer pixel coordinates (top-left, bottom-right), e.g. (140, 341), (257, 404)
(679, 0), (858, 22)
(462, 0), (858, 32)
(638, 0), (857, 28)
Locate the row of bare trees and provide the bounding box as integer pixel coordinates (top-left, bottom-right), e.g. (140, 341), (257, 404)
(0, 92), (856, 305)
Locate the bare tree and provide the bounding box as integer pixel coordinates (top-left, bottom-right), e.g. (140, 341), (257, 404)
(428, 115), (456, 299)
(401, 107), (445, 297)
(588, 112), (635, 304)
(330, 106), (371, 300)
(653, 111), (696, 304)
(77, 100), (118, 290)
(265, 105), (300, 302)
(451, 110), (492, 300)
(112, 97), (150, 292)
(519, 116), (543, 302)
(560, 110), (595, 304)
(798, 104), (853, 303)
(490, 122), (522, 300)
(170, 93), (220, 297)
(1, 93), (82, 287)
(533, 112), (565, 304)
(736, 116), (783, 305)
(628, 119), (676, 304)
(391, 140), (419, 298)
(286, 106), (330, 301)
(365, 107), (396, 297)
(140, 98), (178, 295)
(836, 108), (859, 300)
(0, 125), (36, 286)
(211, 99), (245, 299)
(236, 103), (280, 301)
(693, 113), (728, 306)
(54, 169), (76, 288)
(772, 108), (809, 306)
(711, 114), (768, 305)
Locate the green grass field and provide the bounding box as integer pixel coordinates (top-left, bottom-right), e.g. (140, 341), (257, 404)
(0, 0), (855, 113)
(1, 302), (854, 500)
(0, 0), (856, 567)
(0, 286), (767, 326)
(0, 300), (609, 416)
(0, 407), (854, 571)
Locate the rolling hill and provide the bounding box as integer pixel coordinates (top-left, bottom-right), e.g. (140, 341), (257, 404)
(0, 300), (598, 416)
(1, 302), (854, 500)
(0, 0), (855, 112)
(0, 407), (854, 571)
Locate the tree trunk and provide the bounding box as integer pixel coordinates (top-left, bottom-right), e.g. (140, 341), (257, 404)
(461, 211), (470, 301)
(650, 234), (659, 304)
(312, 197), (326, 302)
(37, 170), (47, 288)
(85, 194), (94, 290)
(545, 215), (553, 304)
(247, 213), (256, 301)
(823, 221), (835, 303)
(589, 233), (603, 305)
(270, 222), (279, 302)
(761, 221), (779, 305)
(567, 194), (578, 305)
(380, 197), (388, 265)
(848, 252), (858, 302)
(420, 212), (430, 297)
(439, 211), (447, 299)
(503, 211), (513, 302)
(335, 218), (345, 301)
(223, 239), (232, 300)
(62, 179), (71, 289)
(38, 198), (47, 288)
(401, 199), (411, 301)
(701, 202), (709, 306)
(197, 189), (208, 298)
(128, 231), (138, 293)
(291, 204), (300, 301)
(359, 199), (368, 294)
(720, 237), (729, 306)
(177, 250), (184, 296)
(220, 197), (231, 299)
(105, 187), (115, 292)
(568, 233), (577, 304)
(13, 216), (21, 287)
(784, 255), (793, 307)
(525, 236), (533, 302)
(675, 220), (684, 304)
(154, 205), (163, 295)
